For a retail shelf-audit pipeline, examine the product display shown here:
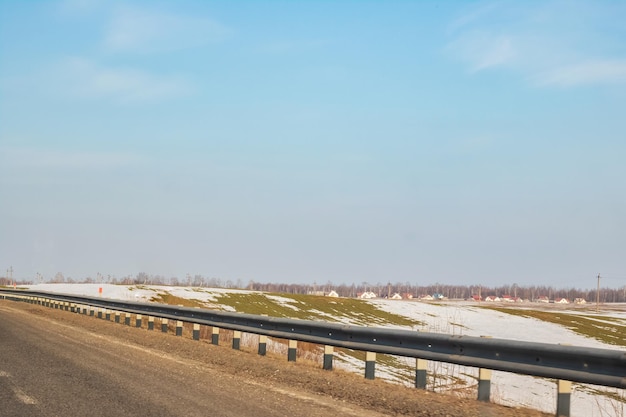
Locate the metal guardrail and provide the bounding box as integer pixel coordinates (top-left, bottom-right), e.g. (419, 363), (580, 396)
(2, 289), (625, 393)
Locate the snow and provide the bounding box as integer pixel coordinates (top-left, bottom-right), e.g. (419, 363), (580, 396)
(369, 299), (625, 416)
(265, 294), (301, 310)
(20, 284), (626, 417)
(369, 299), (622, 349)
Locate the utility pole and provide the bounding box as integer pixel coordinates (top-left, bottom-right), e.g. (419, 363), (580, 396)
(596, 273), (601, 313)
(9, 266), (13, 286)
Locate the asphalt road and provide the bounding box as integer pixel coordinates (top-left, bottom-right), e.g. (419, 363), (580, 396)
(0, 301), (387, 417)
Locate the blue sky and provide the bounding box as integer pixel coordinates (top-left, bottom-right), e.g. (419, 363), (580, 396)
(1, 0), (625, 289)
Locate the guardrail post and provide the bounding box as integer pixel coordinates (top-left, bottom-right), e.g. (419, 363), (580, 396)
(555, 343), (572, 417)
(211, 327), (219, 345)
(115, 311), (120, 323)
(478, 368), (492, 402)
(136, 314), (142, 328)
(97, 308), (103, 319)
(176, 321), (183, 336)
(288, 340), (297, 362)
(478, 335), (492, 402)
(90, 307), (95, 317)
(148, 316), (154, 330)
(161, 318), (168, 333)
(193, 324), (200, 340)
(124, 313), (131, 326)
(233, 330), (241, 349)
(105, 310), (111, 321)
(557, 380), (571, 417)
(64, 302), (69, 311)
(415, 358), (427, 389)
(323, 345), (334, 370)
(365, 352), (376, 380)
(258, 335), (267, 355)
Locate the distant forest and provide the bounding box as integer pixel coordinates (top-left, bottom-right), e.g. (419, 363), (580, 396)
(3, 271), (626, 303)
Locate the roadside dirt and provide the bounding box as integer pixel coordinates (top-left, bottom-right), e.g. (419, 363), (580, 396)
(13, 301), (552, 417)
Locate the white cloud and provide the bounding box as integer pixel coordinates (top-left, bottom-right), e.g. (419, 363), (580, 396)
(63, 58), (192, 102)
(104, 6), (229, 54)
(447, 32), (516, 72)
(446, 1), (626, 87)
(535, 60), (626, 87)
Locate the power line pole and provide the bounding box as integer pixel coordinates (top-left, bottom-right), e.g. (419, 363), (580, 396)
(596, 273), (601, 313)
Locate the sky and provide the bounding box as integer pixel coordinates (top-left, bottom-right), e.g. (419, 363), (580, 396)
(1, 0), (625, 289)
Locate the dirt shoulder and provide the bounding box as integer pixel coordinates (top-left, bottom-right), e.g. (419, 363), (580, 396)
(7, 300), (552, 417)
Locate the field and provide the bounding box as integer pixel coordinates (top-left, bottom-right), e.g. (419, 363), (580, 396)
(22, 283), (626, 417)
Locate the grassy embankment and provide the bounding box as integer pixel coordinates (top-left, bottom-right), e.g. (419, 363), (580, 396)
(482, 307), (626, 347)
(150, 289), (425, 385)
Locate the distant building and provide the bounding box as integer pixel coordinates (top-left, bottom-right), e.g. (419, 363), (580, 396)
(537, 296), (550, 303)
(326, 290), (339, 297)
(358, 291), (377, 299)
(574, 298), (586, 304)
(390, 293), (402, 300)
(555, 298), (569, 304)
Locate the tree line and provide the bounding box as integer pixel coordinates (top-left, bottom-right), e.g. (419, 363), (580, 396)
(3, 272), (626, 303)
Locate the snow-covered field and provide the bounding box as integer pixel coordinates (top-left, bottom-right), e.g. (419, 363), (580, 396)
(19, 283), (626, 417)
